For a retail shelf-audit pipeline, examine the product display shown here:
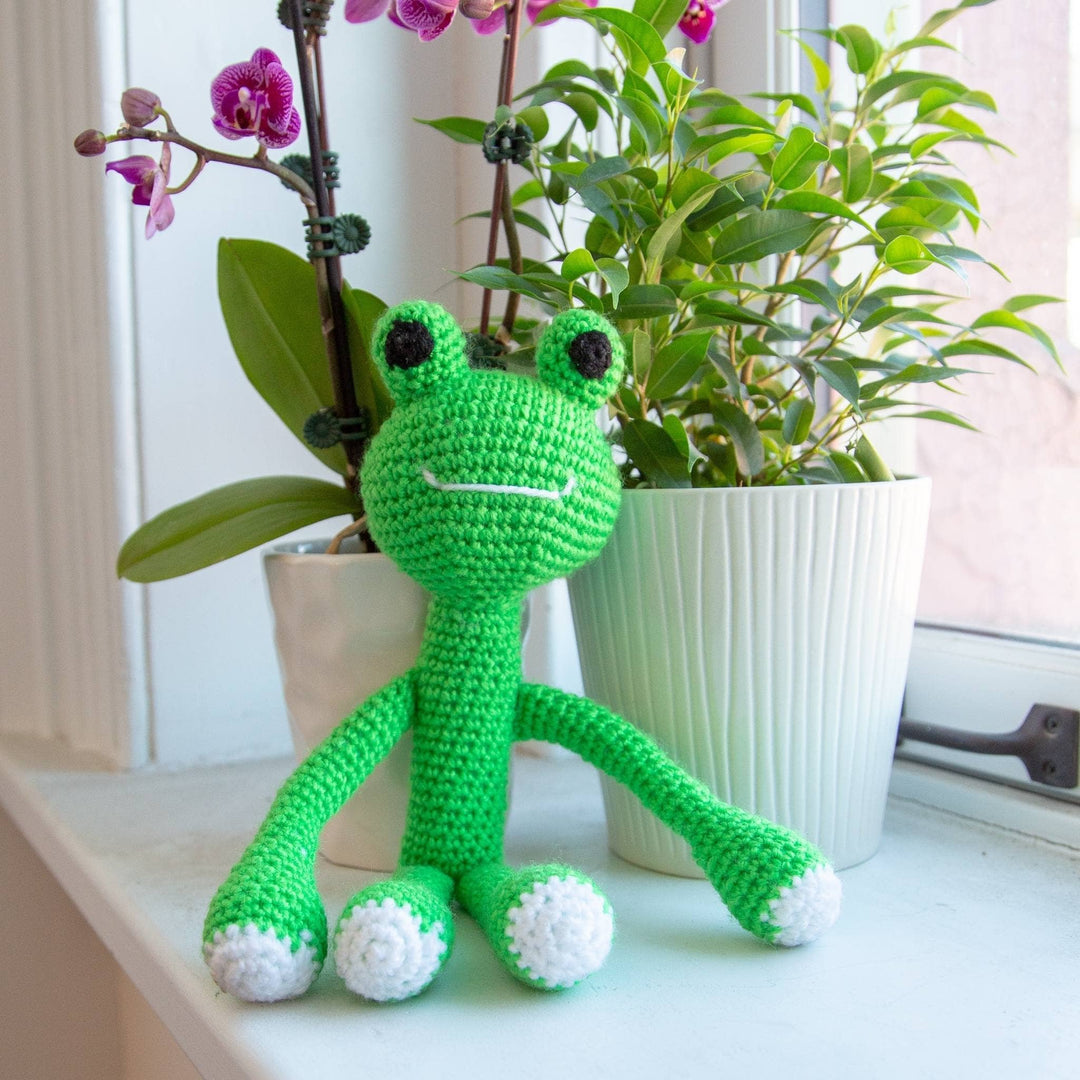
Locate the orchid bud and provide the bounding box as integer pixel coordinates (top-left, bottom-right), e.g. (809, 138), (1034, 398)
(74, 129), (107, 156)
(460, 0), (496, 19)
(121, 87), (161, 126)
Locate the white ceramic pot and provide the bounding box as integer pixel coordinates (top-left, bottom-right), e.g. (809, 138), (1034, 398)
(567, 479), (932, 874)
(263, 541), (428, 870)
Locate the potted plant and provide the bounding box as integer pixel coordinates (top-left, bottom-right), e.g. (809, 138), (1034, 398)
(71, 0), (565, 868)
(426, 0), (1057, 869)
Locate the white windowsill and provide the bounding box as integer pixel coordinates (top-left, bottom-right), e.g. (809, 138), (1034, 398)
(1, 735), (1078, 1080)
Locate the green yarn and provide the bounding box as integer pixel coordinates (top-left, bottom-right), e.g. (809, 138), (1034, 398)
(203, 673), (415, 961)
(514, 682), (827, 942)
(203, 302), (838, 1004)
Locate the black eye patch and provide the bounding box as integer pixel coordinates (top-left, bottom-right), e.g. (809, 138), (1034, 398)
(385, 320), (435, 370)
(567, 330), (612, 380)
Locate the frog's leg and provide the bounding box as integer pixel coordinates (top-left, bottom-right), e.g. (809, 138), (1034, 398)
(333, 865), (454, 1002)
(457, 862), (614, 991)
(515, 683), (841, 947)
(203, 674), (415, 1003)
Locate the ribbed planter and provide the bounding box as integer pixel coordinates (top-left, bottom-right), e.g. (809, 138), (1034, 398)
(567, 479), (932, 873)
(263, 542), (428, 870)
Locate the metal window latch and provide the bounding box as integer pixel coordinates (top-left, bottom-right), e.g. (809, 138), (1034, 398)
(897, 704), (1080, 789)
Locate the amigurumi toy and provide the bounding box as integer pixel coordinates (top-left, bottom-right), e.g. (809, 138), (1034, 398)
(203, 301), (842, 1003)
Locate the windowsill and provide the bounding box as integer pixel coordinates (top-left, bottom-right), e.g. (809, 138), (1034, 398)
(1, 735), (1078, 1080)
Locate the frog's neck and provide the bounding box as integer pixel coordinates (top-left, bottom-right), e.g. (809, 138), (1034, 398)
(416, 593), (524, 684)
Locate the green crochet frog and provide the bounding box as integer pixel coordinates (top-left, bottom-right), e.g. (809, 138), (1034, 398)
(203, 302), (841, 1004)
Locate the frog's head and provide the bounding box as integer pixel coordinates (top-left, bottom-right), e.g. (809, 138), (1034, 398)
(360, 301), (624, 606)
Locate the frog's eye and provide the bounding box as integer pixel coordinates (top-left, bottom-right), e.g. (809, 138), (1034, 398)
(568, 329), (613, 380)
(373, 300), (468, 401)
(536, 310), (624, 409)
(384, 320), (434, 370)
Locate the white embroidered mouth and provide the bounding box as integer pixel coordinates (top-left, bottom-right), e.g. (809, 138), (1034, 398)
(422, 466), (576, 501)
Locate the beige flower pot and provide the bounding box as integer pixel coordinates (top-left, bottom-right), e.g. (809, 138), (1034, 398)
(263, 542), (427, 870)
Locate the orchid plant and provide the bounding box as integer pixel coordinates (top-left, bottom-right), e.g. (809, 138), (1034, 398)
(76, 0), (721, 581)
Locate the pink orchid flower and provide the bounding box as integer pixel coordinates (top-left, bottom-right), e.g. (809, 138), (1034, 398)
(678, 0), (728, 45)
(346, 0), (457, 40)
(210, 48), (301, 149)
(106, 145), (175, 239)
(471, 0), (597, 36)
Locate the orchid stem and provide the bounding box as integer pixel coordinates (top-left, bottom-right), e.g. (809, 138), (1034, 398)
(479, 0), (525, 339)
(287, 0), (362, 483)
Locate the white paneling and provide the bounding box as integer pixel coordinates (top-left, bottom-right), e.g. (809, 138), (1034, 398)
(0, 1), (129, 764)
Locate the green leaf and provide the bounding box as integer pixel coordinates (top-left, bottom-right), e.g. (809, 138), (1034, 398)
(919, 0), (997, 39)
(814, 358), (862, 408)
(828, 451), (868, 483)
(938, 339), (1035, 369)
(646, 329), (714, 398)
(702, 131), (782, 164)
(561, 247), (598, 281)
(613, 283), (679, 319)
(837, 24), (881, 74)
(576, 155), (631, 188)
(536, 5), (667, 73)
(622, 419), (692, 487)
(616, 94), (666, 154)
(854, 434), (895, 481)
(861, 70), (967, 110)
(697, 99), (775, 130)
(516, 105), (549, 142)
(712, 210), (818, 264)
(415, 116), (487, 144)
(629, 327), (651, 381)
(712, 401), (765, 477)
(749, 91), (819, 121)
(831, 144), (873, 203)
(971, 309), (1061, 365)
(883, 235), (937, 274)
(341, 283), (392, 433)
(792, 35), (832, 93)
(597, 258), (629, 307)
(116, 476), (360, 582)
(782, 398), (814, 446)
(774, 191), (879, 235)
(645, 187), (717, 267)
(633, 0), (691, 38)
(217, 239), (347, 475)
(892, 408), (978, 430)
(459, 264), (565, 308)
(771, 126), (830, 189)
(1001, 294), (1063, 312)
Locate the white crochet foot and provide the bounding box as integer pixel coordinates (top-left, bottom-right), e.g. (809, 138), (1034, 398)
(334, 897), (450, 1002)
(203, 923), (321, 1002)
(506, 875), (614, 989)
(761, 864), (843, 946)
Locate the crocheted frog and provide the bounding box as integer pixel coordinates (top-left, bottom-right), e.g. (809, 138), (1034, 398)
(203, 302), (842, 1003)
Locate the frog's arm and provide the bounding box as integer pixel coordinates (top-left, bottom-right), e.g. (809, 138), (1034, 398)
(203, 673), (415, 1001)
(514, 682), (840, 946)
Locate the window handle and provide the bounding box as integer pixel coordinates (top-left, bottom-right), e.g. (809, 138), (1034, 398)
(897, 704), (1079, 789)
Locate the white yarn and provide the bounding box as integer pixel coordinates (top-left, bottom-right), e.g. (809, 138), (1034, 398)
(762, 864), (843, 946)
(422, 466), (577, 501)
(203, 923), (320, 1003)
(506, 875), (614, 989)
(334, 897), (448, 1002)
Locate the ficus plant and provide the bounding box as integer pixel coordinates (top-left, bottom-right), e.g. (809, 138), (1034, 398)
(434, 0), (1058, 488)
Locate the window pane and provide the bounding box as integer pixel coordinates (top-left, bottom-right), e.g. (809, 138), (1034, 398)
(912, 0), (1080, 643)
